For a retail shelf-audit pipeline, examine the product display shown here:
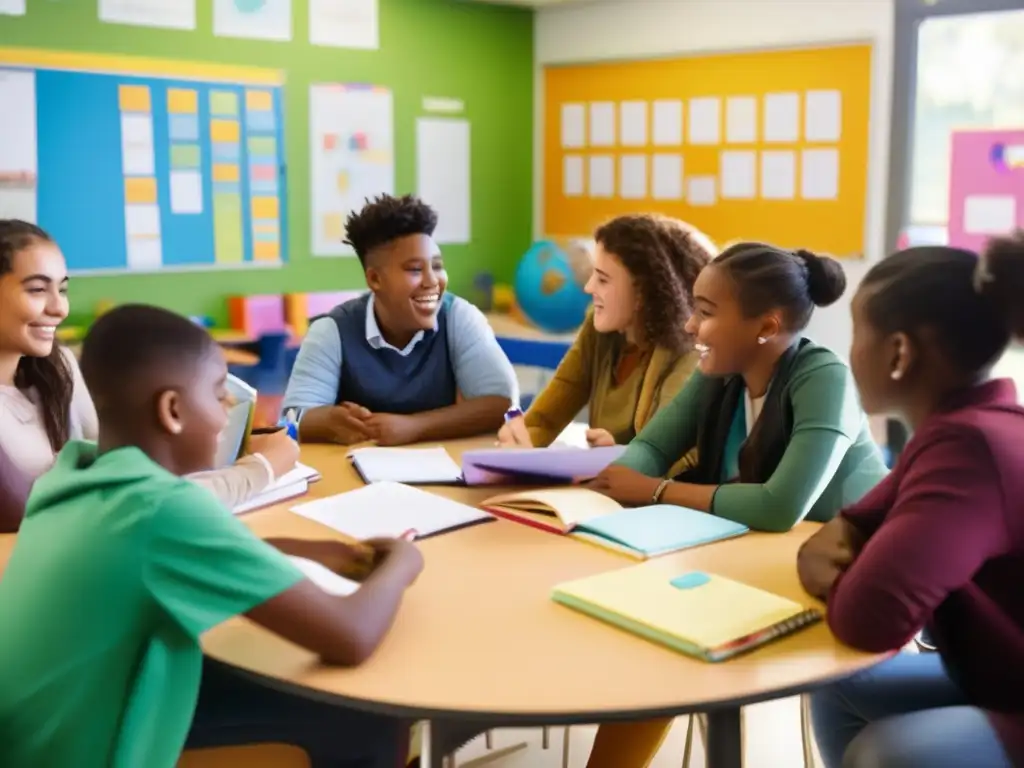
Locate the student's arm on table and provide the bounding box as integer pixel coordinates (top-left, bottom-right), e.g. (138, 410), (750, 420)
(0, 445), (31, 533)
(826, 430), (1010, 653)
(147, 485), (423, 666)
(187, 430), (298, 507)
(284, 319), (370, 445)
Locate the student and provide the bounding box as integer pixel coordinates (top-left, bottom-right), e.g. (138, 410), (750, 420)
(0, 219), (296, 532)
(0, 304), (421, 768)
(497, 214), (712, 449)
(283, 194), (517, 446)
(799, 237), (1024, 767)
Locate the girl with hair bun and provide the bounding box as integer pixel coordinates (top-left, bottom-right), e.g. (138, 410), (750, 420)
(800, 234), (1024, 768)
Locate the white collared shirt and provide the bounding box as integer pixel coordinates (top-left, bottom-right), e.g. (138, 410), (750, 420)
(363, 293), (433, 356)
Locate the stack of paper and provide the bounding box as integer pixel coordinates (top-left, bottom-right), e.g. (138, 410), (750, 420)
(233, 463), (321, 515)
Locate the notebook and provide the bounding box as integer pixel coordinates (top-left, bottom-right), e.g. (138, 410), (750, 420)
(482, 488), (748, 559)
(288, 556), (360, 596)
(552, 567), (822, 662)
(215, 374), (257, 469)
(291, 480), (492, 540)
(462, 445), (626, 486)
(348, 447), (463, 485)
(232, 463), (321, 515)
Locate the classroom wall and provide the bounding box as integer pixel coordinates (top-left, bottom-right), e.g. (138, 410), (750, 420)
(534, 0), (895, 358)
(0, 0), (534, 325)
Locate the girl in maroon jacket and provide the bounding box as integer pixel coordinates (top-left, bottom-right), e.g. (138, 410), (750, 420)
(799, 234), (1024, 767)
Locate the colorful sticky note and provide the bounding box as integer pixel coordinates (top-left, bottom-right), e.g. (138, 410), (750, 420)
(336, 171), (350, 193)
(246, 90), (273, 112)
(170, 144), (201, 169)
(213, 163), (240, 183)
(254, 240), (280, 261)
(323, 133), (338, 151)
(251, 196), (279, 220)
(214, 193), (243, 264)
(169, 114), (200, 142)
(250, 164), (276, 182)
(248, 136), (277, 157)
(124, 177), (157, 205)
(323, 213), (344, 241)
(167, 89), (198, 114)
(210, 120), (240, 143)
(119, 85), (151, 113)
(210, 91), (239, 117)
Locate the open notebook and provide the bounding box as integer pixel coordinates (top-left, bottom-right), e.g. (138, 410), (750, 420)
(553, 567), (822, 662)
(291, 480), (492, 540)
(482, 487), (748, 559)
(232, 463), (321, 515)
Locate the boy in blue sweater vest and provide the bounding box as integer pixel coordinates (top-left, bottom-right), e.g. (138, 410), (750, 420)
(284, 194), (517, 445)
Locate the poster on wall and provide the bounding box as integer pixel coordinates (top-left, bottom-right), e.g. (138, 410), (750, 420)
(214, 0), (292, 42)
(309, 0), (378, 50)
(0, 0), (25, 16)
(99, 0), (196, 30)
(416, 117), (471, 245)
(948, 129), (1024, 254)
(0, 68), (36, 222)
(309, 83), (394, 256)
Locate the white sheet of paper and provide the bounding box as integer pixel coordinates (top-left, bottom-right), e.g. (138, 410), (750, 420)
(291, 481), (490, 540)
(619, 100), (648, 147)
(349, 446), (462, 484)
(0, 188), (36, 222)
(0, 0), (25, 16)
(800, 148), (839, 200)
(589, 102), (616, 147)
(725, 96), (757, 143)
(688, 97), (721, 145)
(309, 0), (378, 49)
(619, 155), (647, 199)
(561, 103), (586, 149)
(563, 155), (584, 197)
(804, 90), (842, 142)
(99, 0), (195, 29)
(760, 150), (796, 199)
(122, 146), (155, 176)
(720, 150), (757, 199)
(0, 69), (37, 182)
(416, 117), (470, 244)
(288, 557), (360, 596)
(214, 0), (291, 41)
(588, 155), (614, 198)
(120, 113), (154, 146)
(124, 204), (161, 237)
(126, 237), (162, 270)
(764, 92), (800, 143)
(652, 153), (683, 200)
(170, 170), (204, 214)
(687, 176), (716, 206)
(964, 195), (1017, 235)
(652, 99), (683, 146)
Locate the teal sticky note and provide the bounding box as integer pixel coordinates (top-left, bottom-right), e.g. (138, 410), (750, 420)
(670, 572), (711, 590)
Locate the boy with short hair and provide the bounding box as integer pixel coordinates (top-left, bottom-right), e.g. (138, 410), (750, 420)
(283, 194), (518, 445)
(0, 304), (420, 768)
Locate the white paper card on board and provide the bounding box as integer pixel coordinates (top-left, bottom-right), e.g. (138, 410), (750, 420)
(561, 103), (586, 149)
(725, 96), (757, 143)
(126, 237), (162, 270)
(120, 113), (154, 146)
(964, 195), (1017, 235)
(720, 150), (756, 199)
(761, 150), (796, 199)
(619, 155), (647, 199)
(125, 204), (161, 238)
(687, 176), (716, 206)
(804, 90), (842, 142)
(801, 148), (839, 200)
(170, 170), (204, 214)
(0, 0), (25, 16)
(214, 0), (291, 41)
(563, 155), (584, 197)
(764, 92), (800, 143)
(0, 69), (37, 182)
(99, 0), (196, 30)
(416, 118), (470, 244)
(588, 155), (614, 198)
(0, 188), (36, 222)
(589, 102), (616, 147)
(310, 0), (379, 50)
(122, 147), (155, 176)
(688, 98), (721, 145)
(652, 99), (683, 146)
(652, 153), (683, 200)
(620, 101), (648, 147)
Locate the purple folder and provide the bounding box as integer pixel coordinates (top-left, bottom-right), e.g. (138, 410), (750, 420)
(461, 445), (626, 486)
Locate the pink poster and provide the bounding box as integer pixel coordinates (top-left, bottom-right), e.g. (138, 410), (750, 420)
(948, 129), (1024, 253)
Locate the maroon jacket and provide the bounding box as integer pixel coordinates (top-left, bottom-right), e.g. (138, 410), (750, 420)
(829, 379), (1024, 761)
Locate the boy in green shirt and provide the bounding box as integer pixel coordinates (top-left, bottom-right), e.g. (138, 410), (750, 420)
(0, 304), (421, 768)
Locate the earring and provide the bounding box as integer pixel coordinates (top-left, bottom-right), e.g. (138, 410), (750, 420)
(890, 369), (903, 381)
(757, 336), (768, 345)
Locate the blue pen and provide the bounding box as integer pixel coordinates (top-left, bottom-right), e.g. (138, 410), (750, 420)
(504, 407), (524, 424)
(278, 409), (299, 441)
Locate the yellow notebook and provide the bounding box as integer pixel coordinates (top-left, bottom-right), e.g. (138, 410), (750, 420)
(552, 566), (821, 662)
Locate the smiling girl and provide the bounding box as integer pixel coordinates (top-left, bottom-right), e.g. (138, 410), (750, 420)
(498, 214), (713, 450)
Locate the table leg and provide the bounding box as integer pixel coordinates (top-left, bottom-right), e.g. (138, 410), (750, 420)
(705, 707), (743, 768)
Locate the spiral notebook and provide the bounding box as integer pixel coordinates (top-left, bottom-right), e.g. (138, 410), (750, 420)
(552, 567), (821, 662)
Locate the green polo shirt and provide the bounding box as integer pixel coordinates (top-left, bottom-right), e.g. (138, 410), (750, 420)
(0, 441), (303, 768)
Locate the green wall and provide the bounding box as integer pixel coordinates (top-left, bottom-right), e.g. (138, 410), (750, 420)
(0, 0), (534, 325)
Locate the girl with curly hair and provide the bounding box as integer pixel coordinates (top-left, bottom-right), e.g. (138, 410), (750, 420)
(498, 213), (713, 450)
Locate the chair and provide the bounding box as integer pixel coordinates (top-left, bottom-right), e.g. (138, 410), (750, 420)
(177, 744), (310, 767)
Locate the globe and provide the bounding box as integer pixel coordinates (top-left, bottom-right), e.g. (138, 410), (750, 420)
(513, 239), (594, 333)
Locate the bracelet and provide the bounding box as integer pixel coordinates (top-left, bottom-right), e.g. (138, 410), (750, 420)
(652, 478), (671, 503)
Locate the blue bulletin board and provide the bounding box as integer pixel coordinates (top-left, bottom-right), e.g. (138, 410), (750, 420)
(0, 48), (287, 274)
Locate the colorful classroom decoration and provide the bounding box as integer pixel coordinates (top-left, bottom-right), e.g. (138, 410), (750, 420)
(309, 0), (379, 50)
(99, 0), (196, 30)
(214, 0), (292, 42)
(227, 294), (287, 339)
(947, 129), (1024, 253)
(310, 83), (394, 257)
(543, 44), (872, 258)
(0, 0), (24, 17)
(416, 117), (472, 245)
(0, 48), (286, 273)
(284, 290), (363, 335)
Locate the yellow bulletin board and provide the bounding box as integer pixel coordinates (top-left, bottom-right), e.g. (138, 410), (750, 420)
(543, 43), (872, 258)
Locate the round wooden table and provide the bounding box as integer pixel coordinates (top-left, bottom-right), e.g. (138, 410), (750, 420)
(200, 439), (885, 768)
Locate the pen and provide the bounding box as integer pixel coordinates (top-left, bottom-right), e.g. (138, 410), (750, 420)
(277, 408), (299, 441)
(400, 529), (418, 541)
(503, 407), (524, 424)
